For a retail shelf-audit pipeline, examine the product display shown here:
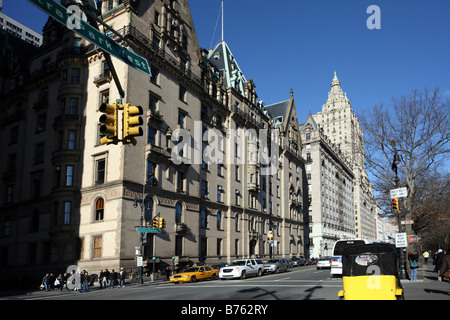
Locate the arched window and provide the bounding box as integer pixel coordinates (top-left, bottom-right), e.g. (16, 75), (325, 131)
(95, 198), (104, 221)
(175, 202), (182, 224)
(217, 211), (222, 230)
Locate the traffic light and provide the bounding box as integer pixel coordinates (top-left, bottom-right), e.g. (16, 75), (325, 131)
(408, 235), (418, 244)
(152, 217), (159, 229)
(99, 102), (119, 145)
(123, 103), (143, 145)
(268, 231), (274, 241)
(159, 218), (166, 229)
(391, 198), (399, 213)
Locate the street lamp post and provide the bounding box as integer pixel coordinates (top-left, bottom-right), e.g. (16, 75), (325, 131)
(391, 147), (407, 280)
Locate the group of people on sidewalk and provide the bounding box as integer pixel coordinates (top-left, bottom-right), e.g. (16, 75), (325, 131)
(407, 249), (450, 282)
(98, 268), (127, 289)
(41, 268), (128, 292)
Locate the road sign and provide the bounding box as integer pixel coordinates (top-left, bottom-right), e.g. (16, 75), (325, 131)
(136, 256), (143, 267)
(390, 187), (408, 199)
(27, 0), (151, 75)
(401, 220), (414, 225)
(395, 233), (408, 248)
(136, 227), (161, 233)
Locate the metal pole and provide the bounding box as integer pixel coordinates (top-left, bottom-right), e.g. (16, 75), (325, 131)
(393, 148), (407, 280)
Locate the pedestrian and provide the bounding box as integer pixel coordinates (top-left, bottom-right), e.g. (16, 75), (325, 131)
(54, 274), (61, 290)
(83, 271), (90, 292)
(408, 252), (419, 281)
(109, 269), (116, 288)
(102, 269), (109, 289)
(423, 251), (430, 263)
(119, 268), (126, 287)
(165, 266), (171, 280)
(99, 270), (104, 289)
(42, 273), (49, 292)
(49, 273), (55, 290)
(439, 250), (450, 283)
(436, 249), (445, 281)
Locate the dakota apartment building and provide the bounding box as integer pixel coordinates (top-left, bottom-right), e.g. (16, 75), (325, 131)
(0, 0), (308, 278)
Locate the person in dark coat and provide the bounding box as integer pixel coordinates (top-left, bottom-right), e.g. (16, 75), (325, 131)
(119, 268), (127, 287)
(109, 269), (117, 288)
(439, 250), (450, 282)
(436, 249), (445, 281)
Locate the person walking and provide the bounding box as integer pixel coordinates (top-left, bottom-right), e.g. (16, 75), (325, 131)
(423, 251), (430, 263)
(408, 252), (419, 281)
(119, 268), (126, 288)
(436, 249), (445, 281)
(42, 273), (49, 292)
(109, 269), (116, 288)
(439, 250), (450, 283)
(165, 266), (171, 280)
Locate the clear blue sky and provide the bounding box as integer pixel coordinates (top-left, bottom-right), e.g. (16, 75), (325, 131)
(3, 0), (450, 123)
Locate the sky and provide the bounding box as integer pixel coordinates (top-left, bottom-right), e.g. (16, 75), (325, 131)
(2, 0), (450, 124)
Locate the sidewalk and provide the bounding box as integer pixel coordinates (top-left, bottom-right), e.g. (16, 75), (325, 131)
(400, 260), (450, 300)
(0, 276), (170, 299)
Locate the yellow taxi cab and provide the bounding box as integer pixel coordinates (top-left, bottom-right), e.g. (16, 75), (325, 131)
(170, 265), (219, 283)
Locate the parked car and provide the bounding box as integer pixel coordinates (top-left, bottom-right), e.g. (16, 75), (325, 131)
(285, 258), (294, 268)
(292, 257), (306, 266)
(219, 259), (264, 279)
(264, 259), (289, 274)
(170, 266), (219, 283)
(316, 257), (332, 270)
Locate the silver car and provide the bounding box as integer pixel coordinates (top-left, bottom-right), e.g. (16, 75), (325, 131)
(263, 259), (289, 274)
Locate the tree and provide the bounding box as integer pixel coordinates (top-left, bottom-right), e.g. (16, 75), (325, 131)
(359, 87), (450, 242)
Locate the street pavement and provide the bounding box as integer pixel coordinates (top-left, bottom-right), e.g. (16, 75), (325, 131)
(1, 262), (449, 301)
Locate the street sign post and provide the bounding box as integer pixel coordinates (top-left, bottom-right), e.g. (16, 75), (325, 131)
(390, 187), (408, 199)
(395, 233), (408, 248)
(136, 227), (161, 233)
(27, 0), (150, 75)
(401, 220), (414, 225)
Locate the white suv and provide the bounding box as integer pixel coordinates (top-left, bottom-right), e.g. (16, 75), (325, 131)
(219, 259), (264, 279)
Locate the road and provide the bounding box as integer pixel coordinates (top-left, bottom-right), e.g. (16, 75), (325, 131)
(3, 263), (449, 307)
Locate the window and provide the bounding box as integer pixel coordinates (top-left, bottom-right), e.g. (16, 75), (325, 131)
(95, 198), (104, 221)
(177, 171), (185, 191)
(201, 181), (208, 198)
(93, 236), (102, 258)
(144, 198), (153, 221)
(68, 130), (76, 150)
(217, 238), (222, 256)
(179, 85), (186, 102)
(147, 127), (156, 145)
(150, 66), (159, 84)
(217, 186), (223, 202)
(175, 203), (182, 224)
(235, 214), (240, 232)
(69, 98), (78, 115)
(178, 110), (186, 128)
(65, 165), (74, 186)
(200, 209), (207, 229)
(96, 158), (106, 185)
(217, 211), (222, 230)
(71, 68), (80, 84)
(34, 143), (45, 164)
(64, 201), (71, 225)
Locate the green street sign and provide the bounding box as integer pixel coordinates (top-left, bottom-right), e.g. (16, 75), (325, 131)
(136, 227), (161, 233)
(27, 0), (151, 75)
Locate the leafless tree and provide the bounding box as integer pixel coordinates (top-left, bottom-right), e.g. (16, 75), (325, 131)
(359, 87), (450, 240)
